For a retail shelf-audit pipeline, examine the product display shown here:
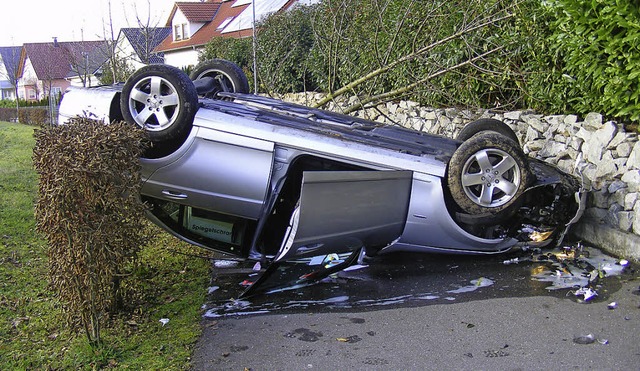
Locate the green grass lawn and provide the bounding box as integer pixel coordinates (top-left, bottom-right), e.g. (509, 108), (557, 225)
(0, 121), (211, 369)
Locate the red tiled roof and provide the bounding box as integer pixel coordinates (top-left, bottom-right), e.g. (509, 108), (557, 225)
(156, 0), (300, 53)
(156, 1), (250, 53)
(20, 41), (109, 80)
(175, 1), (221, 23)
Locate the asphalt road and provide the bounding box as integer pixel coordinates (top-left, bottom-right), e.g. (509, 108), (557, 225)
(192, 246), (639, 370)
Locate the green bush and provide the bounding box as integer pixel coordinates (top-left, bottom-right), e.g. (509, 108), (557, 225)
(545, 0), (640, 122)
(255, 4), (318, 93)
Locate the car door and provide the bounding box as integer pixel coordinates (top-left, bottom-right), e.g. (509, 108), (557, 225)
(142, 127), (274, 220)
(274, 170), (413, 261)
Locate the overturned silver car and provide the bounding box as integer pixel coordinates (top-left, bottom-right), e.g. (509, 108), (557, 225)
(59, 60), (584, 267)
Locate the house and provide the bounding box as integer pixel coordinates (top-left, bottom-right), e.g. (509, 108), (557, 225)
(18, 40), (109, 101)
(0, 46), (21, 100)
(155, 0), (314, 69)
(115, 27), (172, 71)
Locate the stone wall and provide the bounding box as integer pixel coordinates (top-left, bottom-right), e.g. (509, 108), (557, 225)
(281, 93), (640, 259)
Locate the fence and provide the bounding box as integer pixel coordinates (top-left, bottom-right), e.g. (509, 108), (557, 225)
(0, 93), (60, 125)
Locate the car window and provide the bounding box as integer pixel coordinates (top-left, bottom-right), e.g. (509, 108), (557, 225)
(145, 196), (256, 257)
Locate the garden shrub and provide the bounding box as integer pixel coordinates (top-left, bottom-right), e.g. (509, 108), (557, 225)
(0, 107), (18, 122)
(18, 107), (48, 125)
(546, 0), (640, 122)
(33, 118), (150, 346)
(255, 4), (317, 93)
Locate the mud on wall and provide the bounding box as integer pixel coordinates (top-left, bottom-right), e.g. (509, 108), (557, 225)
(281, 93), (640, 260)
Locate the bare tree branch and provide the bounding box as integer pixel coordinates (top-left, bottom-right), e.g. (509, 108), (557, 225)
(313, 11), (515, 108)
(341, 46), (505, 113)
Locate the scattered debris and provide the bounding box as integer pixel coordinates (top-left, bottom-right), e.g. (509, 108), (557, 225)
(336, 335), (362, 343)
(619, 259), (629, 266)
(208, 286), (220, 294)
(573, 334), (609, 345)
(607, 302), (618, 310)
(214, 259), (240, 268)
(159, 318), (170, 326)
(253, 262), (261, 271)
(447, 277), (494, 294)
(503, 257), (519, 265)
(573, 287), (598, 301)
(573, 334), (595, 345)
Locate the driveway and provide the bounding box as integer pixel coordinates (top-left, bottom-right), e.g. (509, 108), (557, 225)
(192, 246), (639, 370)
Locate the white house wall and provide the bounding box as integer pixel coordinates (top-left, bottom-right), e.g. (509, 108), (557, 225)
(18, 58), (43, 100)
(164, 48), (200, 69)
(115, 34), (146, 72)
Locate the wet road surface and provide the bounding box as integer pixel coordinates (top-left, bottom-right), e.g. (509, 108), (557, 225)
(192, 244), (639, 369)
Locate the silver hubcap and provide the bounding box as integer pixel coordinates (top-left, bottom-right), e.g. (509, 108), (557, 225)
(460, 148), (521, 208)
(128, 76), (180, 131)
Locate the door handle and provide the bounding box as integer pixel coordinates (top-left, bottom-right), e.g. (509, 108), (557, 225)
(161, 190), (188, 200)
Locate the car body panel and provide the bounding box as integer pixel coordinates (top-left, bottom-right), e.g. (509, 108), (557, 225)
(275, 170), (412, 261)
(142, 126), (274, 219)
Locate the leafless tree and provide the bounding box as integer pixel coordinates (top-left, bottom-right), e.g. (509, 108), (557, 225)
(0, 45), (23, 116)
(65, 42), (109, 88)
(99, 0), (166, 84)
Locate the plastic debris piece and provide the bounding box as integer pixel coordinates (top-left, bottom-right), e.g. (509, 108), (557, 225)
(208, 286), (220, 294)
(253, 261), (261, 271)
(159, 318), (170, 326)
(597, 338), (609, 345)
(503, 258), (519, 265)
(573, 334), (595, 344)
(240, 280), (253, 287)
(214, 259), (239, 268)
(336, 335), (362, 343)
(607, 302), (618, 310)
(574, 287), (598, 301)
(619, 259), (629, 266)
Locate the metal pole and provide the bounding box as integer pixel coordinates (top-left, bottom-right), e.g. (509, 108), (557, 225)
(252, 0), (258, 94)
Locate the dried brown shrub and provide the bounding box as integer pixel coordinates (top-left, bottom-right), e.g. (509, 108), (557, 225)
(33, 117), (149, 346)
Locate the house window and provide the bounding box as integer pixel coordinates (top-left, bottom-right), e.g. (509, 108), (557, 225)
(28, 89), (36, 99)
(50, 87), (61, 97)
(182, 24), (189, 39)
(217, 17), (234, 30)
(174, 23), (188, 41)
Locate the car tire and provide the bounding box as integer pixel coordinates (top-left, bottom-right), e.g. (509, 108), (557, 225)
(447, 132), (532, 215)
(456, 118), (519, 144)
(190, 59), (250, 98)
(121, 64), (198, 152)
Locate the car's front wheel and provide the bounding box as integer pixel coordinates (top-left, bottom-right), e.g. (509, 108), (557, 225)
(447, 132), (532, 215)
(120, 64), (198, 156)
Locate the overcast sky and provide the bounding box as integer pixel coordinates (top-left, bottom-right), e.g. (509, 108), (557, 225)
(1, 0), (177, 46)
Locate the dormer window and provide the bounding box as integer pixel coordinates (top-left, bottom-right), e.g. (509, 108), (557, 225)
(217, 17), (234, 31)
(174, 23), (188, 41)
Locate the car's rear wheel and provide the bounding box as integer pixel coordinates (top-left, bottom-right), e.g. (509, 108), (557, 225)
(447, 132), (532, 215)
(456, 118), (519, 144)
(190, 59), (250, 98)
(121, 64), (198, 157)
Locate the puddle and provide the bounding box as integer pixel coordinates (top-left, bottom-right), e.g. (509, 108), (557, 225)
(203, 244), (635, 318)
